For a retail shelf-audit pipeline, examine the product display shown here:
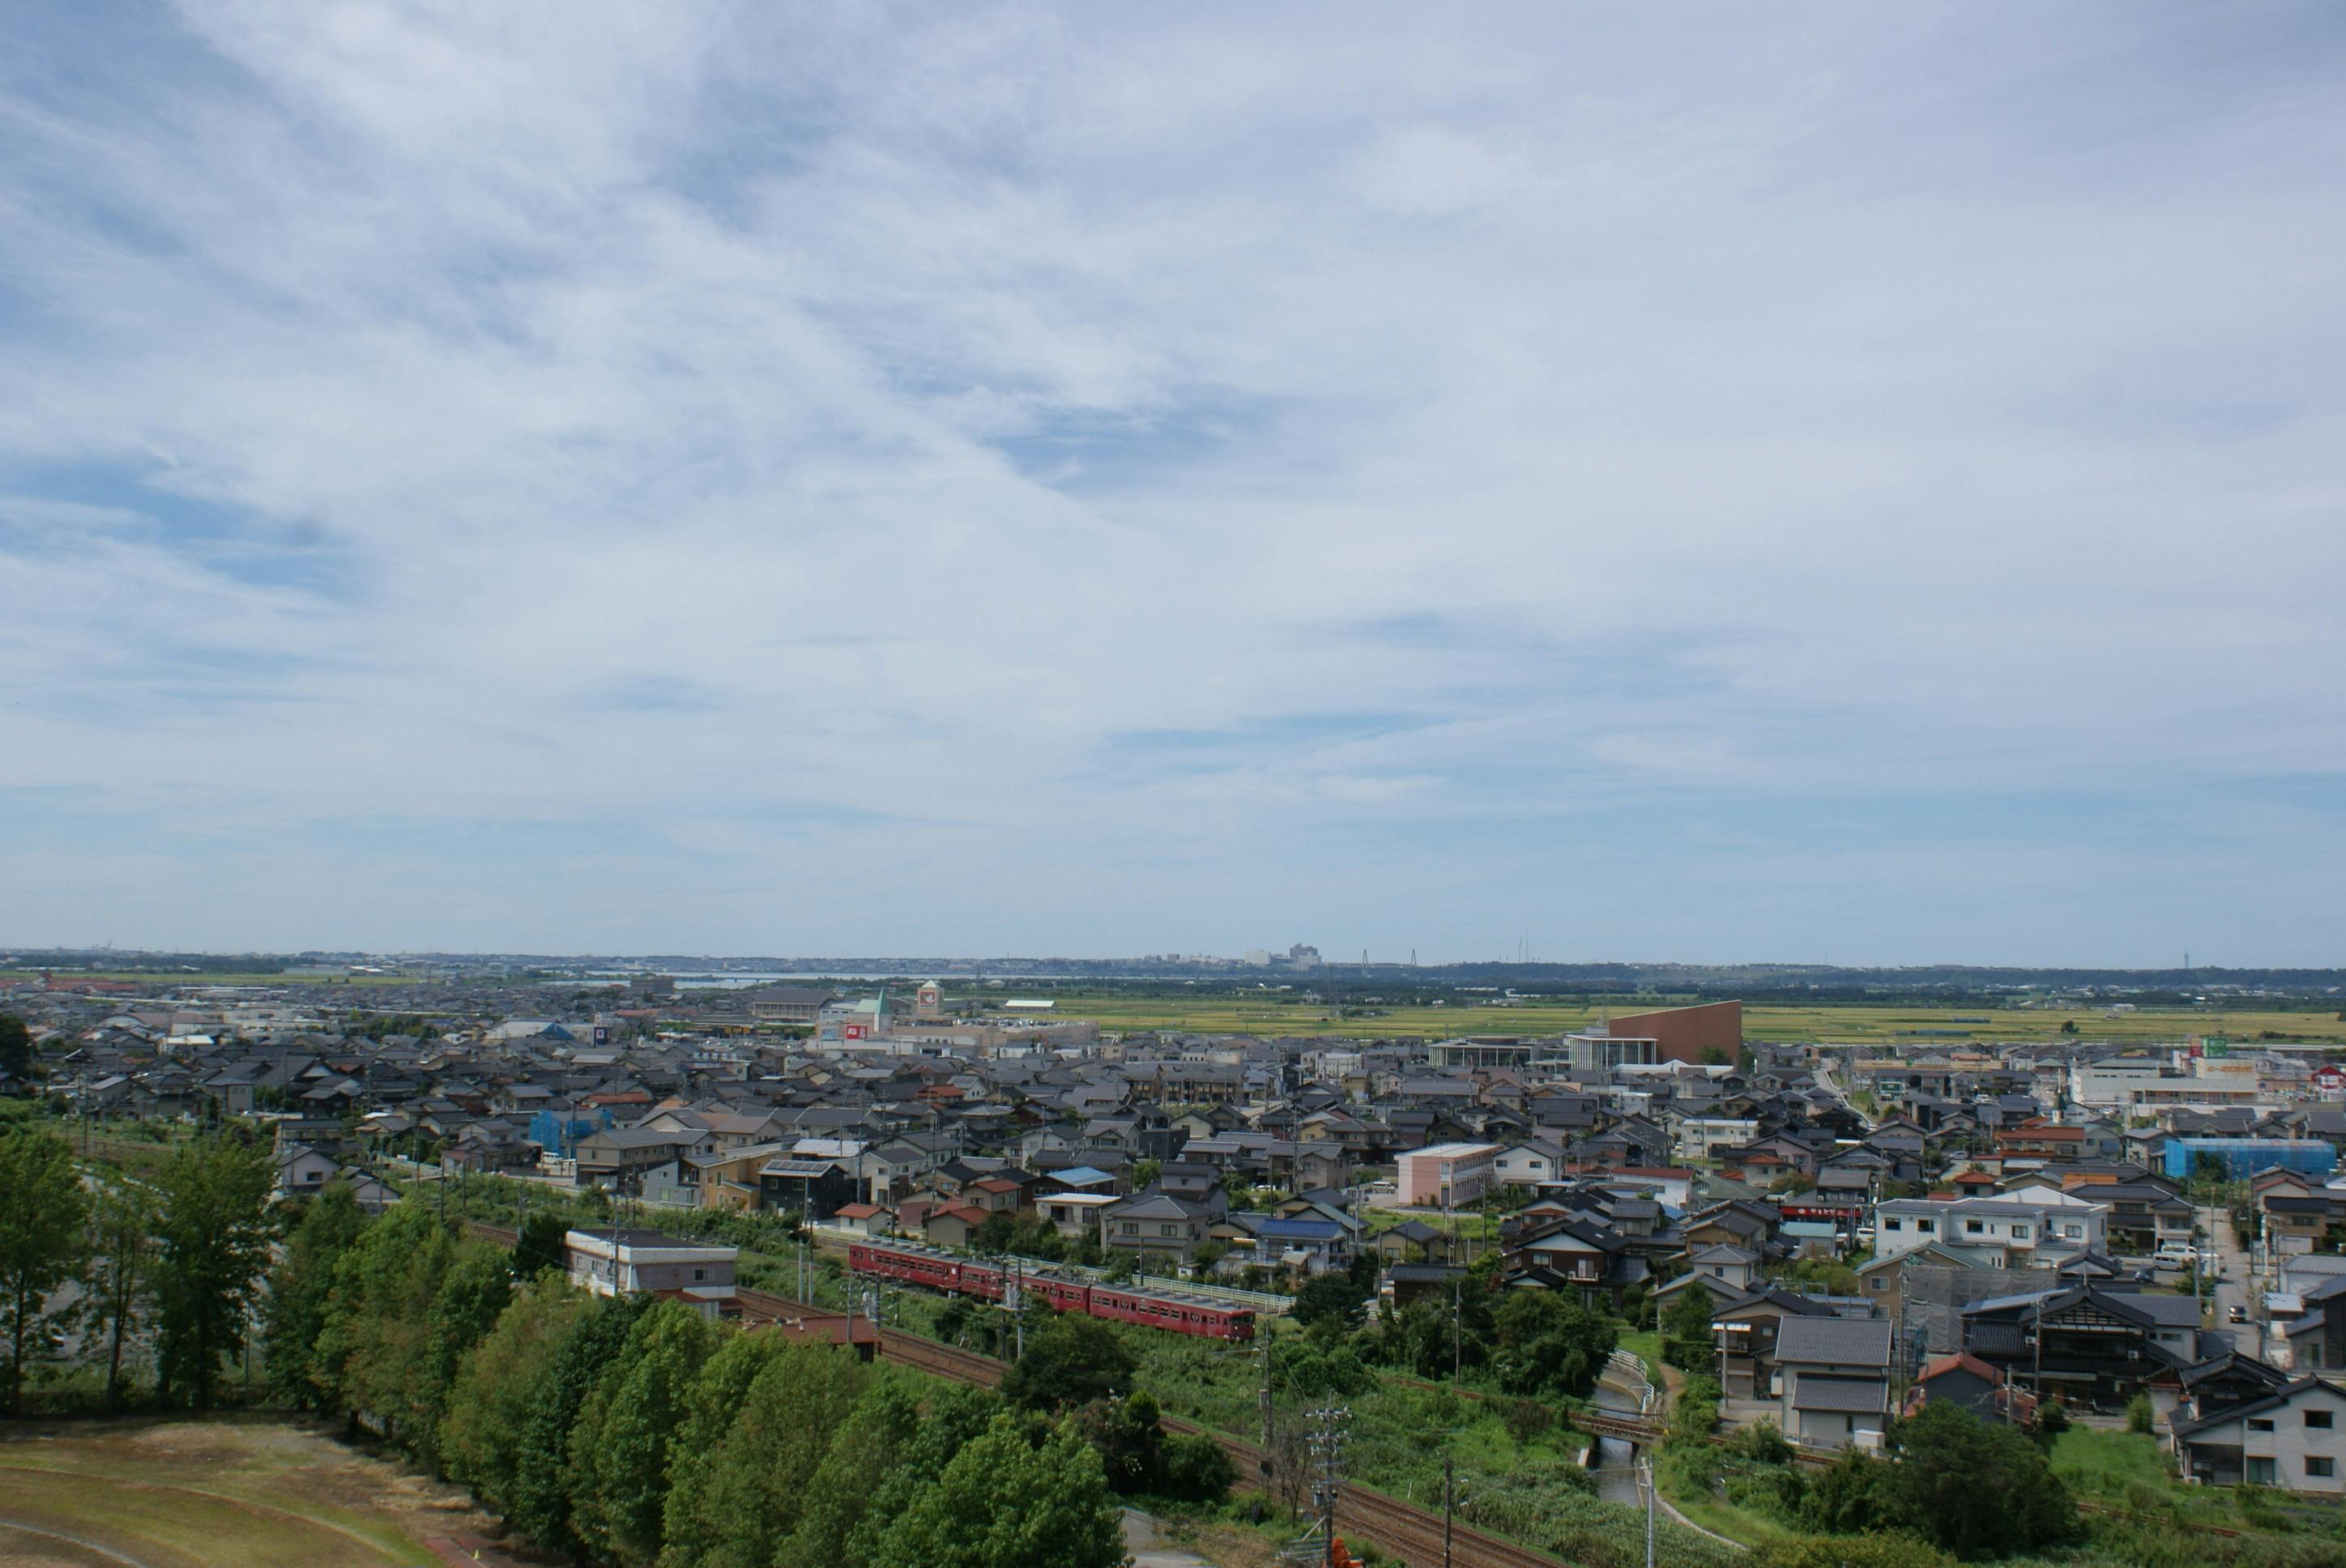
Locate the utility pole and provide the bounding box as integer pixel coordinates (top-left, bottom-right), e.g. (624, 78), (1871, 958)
(1426, 1453), (1444, 1566)
(1640, 1452), (1657, 1568)
(1305, 1404), (1353, 1553)
(1259, 1336), (1276, 1508)
(1453, 1271), (1463, 1379)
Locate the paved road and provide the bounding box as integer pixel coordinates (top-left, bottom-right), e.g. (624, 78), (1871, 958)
(1121, 1510), (1213, 1568)
(2199, 1201), (2255, 1348)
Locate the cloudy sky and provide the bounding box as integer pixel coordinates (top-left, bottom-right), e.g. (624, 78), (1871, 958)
(2, 3), (2341, 964)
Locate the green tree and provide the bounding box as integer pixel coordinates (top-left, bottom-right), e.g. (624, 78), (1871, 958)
(1000, 1314), (1137, 1410)
(0, 1128), (87, 1411)
(0, 1013), (32, 1085)
(507, 1290), (648, 1553)
(1290, 1272), (1369, 1328)
(438, 1277), (588, 1513)
(661, 1331), (797, 1566)
(1489, 1288), (1617, 1400)
(664, 1335), (864, 1568)
(263, 1180), (365, 1409)
(151, 1133), (276, 1410)
(1071, 1390), (1167, 1493)
(82, 1172), (160, 1409)
(837, 1383), (1005, 1568)
(416, 1241), (514, 1468)
(316, 1203), (459, 1449)
(574, 1299), (715, 1566)
(513, 1209), (568, 1278)
(1661, 1280), (1717, 1374)
(877, 1412), (1127, 1568)
(1883, 1400), (2077, 1557)
(774, 1382), (924, 1568)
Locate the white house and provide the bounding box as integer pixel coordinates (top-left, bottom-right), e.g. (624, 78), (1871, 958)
(1872, 1197), (2105, 1264)
(2173, 1378), (2346, 1492)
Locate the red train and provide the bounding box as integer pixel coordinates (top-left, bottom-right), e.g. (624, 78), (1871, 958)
(848, 1239), (1256, 1342)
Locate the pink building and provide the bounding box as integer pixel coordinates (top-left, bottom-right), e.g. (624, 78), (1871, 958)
(1396, 1142), (1502, 1207)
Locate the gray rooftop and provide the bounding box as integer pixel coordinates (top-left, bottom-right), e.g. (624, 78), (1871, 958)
(1774, 1315), (1893, 1369)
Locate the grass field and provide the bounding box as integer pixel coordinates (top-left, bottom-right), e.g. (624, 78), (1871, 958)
(0, 1418), (499, 1568)
(1021, 991), (2346, 1046)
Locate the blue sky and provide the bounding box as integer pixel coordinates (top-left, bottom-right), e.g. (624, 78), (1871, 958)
(2, 2), (2343, 965)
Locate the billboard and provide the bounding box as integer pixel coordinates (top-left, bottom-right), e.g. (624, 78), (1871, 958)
(843, 1024), (867, 1040)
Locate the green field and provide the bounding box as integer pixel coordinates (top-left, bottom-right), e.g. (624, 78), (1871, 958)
(1034, 991), (2346, 1046)
(0, 1418), (498, 1568)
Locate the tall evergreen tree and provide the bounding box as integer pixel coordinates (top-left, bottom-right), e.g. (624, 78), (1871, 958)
(262, 1179), (365, 1409)
(512, 1209), (568, 1278)
(506, 1290), (647, 1555)
(878, 1412), (1127, 1568)
(416, 1241), (514, 1471)
(774, 1382), (924, 1568)
(841, 1383), (1008, 1568)
(668, 1337), (866, 1568)
(0, 1013), (32, 1085)
(0, 1129), (87, 1412)
(82, 1172), (160, 1409)
(151, 1133), (276, 1410)
(572, 1299), (716, 1566)
(438, 1277), (589, 1513)
(659, 1330), (797, 1568)
(315, 1203), (459, 1449)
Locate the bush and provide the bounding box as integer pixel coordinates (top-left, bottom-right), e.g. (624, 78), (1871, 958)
(2126, 1392), (2156, 1434)
(2034, 1395), (2071, 1437)
(1668, 1374), (1721, 1446)
(1750, 1535), (1955, 1568)
(1161, 1432), (1235, 1503)
(1735, 1418), (1794, 1464)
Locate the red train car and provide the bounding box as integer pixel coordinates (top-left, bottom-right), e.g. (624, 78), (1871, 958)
(849, 1239), (1254, 1342)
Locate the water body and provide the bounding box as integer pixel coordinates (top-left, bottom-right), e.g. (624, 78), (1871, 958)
(1587, 1378), (1646, 1507)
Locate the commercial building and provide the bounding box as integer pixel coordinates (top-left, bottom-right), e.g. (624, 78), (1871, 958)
(1602, 1001), (1742, 1067)
(1397, 1142), (1502, 1207)
(564, 1228), (738, 1316)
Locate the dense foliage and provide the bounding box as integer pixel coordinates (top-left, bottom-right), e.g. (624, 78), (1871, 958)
(246, 1193), (1141, 1568)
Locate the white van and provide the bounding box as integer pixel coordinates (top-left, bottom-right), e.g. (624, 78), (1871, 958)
(2154, 1242), (2199, 1267)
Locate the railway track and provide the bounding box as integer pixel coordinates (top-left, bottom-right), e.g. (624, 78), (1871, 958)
(872, 1329), (1565, 1566)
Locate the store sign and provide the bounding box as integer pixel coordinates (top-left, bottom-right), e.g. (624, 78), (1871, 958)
(1781, 1204), (1864, 1222)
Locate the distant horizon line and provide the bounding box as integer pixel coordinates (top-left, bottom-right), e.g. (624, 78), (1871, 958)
(2, 945), (2339, 981)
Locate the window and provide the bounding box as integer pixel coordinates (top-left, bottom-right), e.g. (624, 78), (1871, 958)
(2310, 1457), (2336, 1479)
(1917, 1220), (1936, 1234)
(2011, 1225), (2030, 1240)
(1965, 1220), (1985, 1235)
(2250, 1418), (2275, 1433)
(1885, 1218), (1904, 1233)
(693, 1268), (706, 1281)
(2310, 1411), (2335, 1430)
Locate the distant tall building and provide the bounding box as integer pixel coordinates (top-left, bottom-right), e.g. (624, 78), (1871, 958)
(1604, 1000), (1742, 1065)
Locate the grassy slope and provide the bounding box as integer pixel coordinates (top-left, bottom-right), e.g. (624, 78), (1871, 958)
(0, 1419), (459, 1568)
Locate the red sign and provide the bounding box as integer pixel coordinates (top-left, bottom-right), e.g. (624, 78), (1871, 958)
(1781, 1204), (1863, 1222)
(843, 1024), (867, 1040)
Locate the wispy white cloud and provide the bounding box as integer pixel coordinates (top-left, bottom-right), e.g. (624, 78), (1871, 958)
(0, 1), (2341, 961)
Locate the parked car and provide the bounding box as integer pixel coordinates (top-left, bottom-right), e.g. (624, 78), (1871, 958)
(2228, 1304), (2249, 1324)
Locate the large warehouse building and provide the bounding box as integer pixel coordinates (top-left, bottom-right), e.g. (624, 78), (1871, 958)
(1605, 999), (1744, 1065)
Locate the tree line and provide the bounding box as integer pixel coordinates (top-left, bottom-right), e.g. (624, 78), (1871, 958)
(267, 1182), (1213, 1568)
(0, 1124), (275, 1413)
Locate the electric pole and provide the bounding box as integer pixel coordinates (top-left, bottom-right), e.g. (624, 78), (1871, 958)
(1259, 1336), (1277, 1507)
(1305, 1404), (1353, 1554)
(1426, 1453), (1444, 1566)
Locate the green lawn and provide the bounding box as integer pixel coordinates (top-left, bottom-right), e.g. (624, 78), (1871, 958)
(2049, 1426), (2174, 1488)
(0, 1418), (476, 1567)
(1615, 1330), (1663, 1382)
